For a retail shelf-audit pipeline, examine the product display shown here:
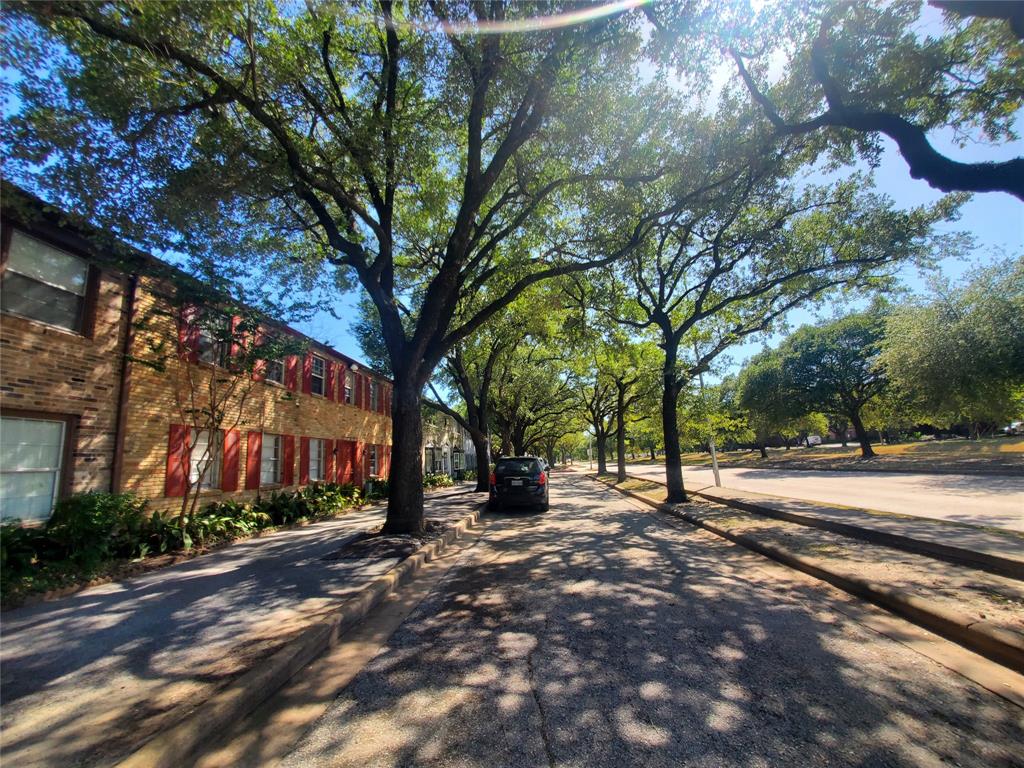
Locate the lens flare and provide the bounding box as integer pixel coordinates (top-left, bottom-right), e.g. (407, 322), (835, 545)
(387, 0), (651, 35)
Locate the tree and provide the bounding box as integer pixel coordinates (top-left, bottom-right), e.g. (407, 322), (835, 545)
(736, 351), (803, 458)
(724, 1), (1024, 198)
(777, 311), (889, 457)
(600, 140), (953, 501)
(880, 257), (1024, 434)
(5, 1), (663, 532)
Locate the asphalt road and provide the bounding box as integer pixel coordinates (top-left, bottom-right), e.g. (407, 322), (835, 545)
(623, 462), (1024, 532)
(279, 474), (1023, 768)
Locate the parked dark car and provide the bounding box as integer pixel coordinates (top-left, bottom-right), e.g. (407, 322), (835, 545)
(489, 456), (549, 512)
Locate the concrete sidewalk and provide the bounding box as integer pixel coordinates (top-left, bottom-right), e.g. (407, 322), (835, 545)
(0, 486), (484, 768)
(688, 484), (1024, 579)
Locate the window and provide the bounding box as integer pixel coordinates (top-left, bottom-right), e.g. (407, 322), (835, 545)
(260, 434), (282, 486)
(344, 371), (354, 404)
(0, 416), (66, 521)
(309, 438), (324, 482)
(189, 429), (221, 490)
(265, 359), (284, 385)
(197, 314), (229, 366)
(311, 355), (325, 396)
(369, 381), (379, 411)
(453, 450), (463, 471)
(424, 446), (444, 474)
(1, 231), (89, 332)
(368, 444), (378, 476)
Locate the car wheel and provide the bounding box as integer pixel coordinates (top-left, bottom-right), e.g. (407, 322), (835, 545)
(487, 498), (500, 511)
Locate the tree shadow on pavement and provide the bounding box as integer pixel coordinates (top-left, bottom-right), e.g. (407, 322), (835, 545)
(277, 476), (1023, 768)
(0, 491), (483, 767)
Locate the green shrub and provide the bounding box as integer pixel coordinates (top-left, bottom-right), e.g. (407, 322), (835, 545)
(423, 472), (454, 488)
(462, 469), (477, 482)
(45, 492), (150, 568)
(366, 477), (389, 499)
(1, 519), (58, 582)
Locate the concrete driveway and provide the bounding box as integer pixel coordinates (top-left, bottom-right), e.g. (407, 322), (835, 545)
(624, 463), (1024, 532)
(278, 474), (1022, 768)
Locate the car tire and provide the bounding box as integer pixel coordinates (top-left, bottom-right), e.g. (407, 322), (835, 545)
(487, 499), (500, 511)
(538, 499), (549, 512)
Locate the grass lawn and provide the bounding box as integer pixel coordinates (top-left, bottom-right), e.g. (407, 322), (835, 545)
(629, 435), (1024, 471)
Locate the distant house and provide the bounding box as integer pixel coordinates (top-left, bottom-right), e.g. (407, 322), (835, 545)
(1, 185), (392, 521)
(422, 406), (476, 479)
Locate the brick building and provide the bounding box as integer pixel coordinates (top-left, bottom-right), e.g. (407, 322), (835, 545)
(1, 187), (392, 521)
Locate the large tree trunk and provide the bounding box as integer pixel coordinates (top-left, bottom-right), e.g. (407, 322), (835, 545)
(472, 433), (490, 492)
(759, 442), (768, 459)
(384, 380), (426, 533)
(596, 431), (609, 475)
(848, 409), (875, 458)
(661, 374), (686, 504)
(616, 386), (628, 483)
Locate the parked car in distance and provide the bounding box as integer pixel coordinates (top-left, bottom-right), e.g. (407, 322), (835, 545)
(489, 456), (549, 512)
(1005, 421), (1023, 436)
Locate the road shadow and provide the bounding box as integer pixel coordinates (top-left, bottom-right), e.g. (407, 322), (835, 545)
(276, 475), (1023, 768)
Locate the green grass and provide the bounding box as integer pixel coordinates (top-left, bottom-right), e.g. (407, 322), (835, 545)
(673, 435), (1024, 467)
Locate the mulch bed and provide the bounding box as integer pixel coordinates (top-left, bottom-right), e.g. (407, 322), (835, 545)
(322, 519), (452, 561)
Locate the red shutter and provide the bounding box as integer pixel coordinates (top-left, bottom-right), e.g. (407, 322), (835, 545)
(229, 315), (243, 363)
(282, 434), (295, 486)
(178, 307), (200, 364)
(299, 436), (310, 485)
(302, 352), (313, 395)
(354, 441), (364, 486)
(325, 361), (335, 401)
(384, 445), (391, 478)
(341, 440), (357, 484)
(251, 328), (266, 381)
(245, 431), (262, 490)
(222, 429), (240, 491)
(165, 424), (190, 497)
(285, 356), (298, 391)
(378, 384), (385, 414)
(324, 439), (335, 483)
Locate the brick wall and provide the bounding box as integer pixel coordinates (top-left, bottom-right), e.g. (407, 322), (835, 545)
(120, 276), (392, 512)
(0, 268), (130, 497)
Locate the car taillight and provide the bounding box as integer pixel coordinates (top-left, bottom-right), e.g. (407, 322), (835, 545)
(538, 471), (547, 486)
(489, 471), (496, 486)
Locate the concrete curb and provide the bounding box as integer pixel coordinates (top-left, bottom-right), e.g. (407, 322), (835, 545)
(589, 475), (1024, 675)
(676, 463), (1024, 477)
(689, 487), (1024, 581)
(115, 502), (486, 768)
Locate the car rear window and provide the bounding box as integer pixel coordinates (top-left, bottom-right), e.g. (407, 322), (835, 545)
(496, 459), (539, 475)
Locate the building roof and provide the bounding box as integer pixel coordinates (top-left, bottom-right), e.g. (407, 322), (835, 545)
(1, 182), (390, 382)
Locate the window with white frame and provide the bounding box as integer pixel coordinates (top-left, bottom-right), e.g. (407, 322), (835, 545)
(265, 359), (284, 385)
(368, 444), (378, 476)
(309, 438), (324, 482)
(369, 380), (379, 411)
(0, 416), (66, 521)
(260, 434), (282, 486)
(1, 231), (89, 332)
(344, 371), (354, 404)
(311, 355), (325, 396)
(197, 313), (229, 366)
(189, 429), (222, 490)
